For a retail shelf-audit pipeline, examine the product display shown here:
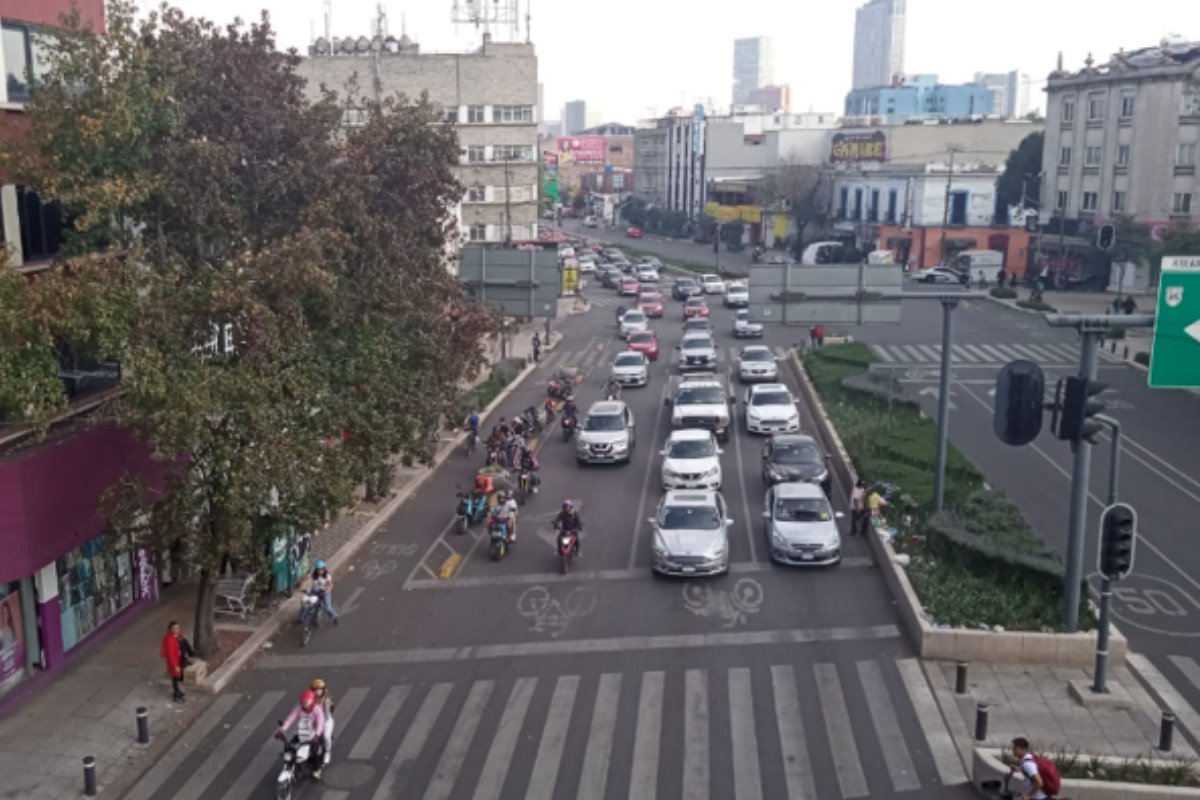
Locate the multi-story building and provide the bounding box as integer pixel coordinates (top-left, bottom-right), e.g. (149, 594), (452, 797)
(632, 108), (707, 217)
(1040, 42), (1200, 238)
(633, 126), (670, 207)
(852, 0), (906, 90)
(845, 74), (994, 121)
(747, 85), (792, 114)
(563, 100), (586, 136)
(298, 33), (539, 245)
(541, 133), (634, 198)
(732, 37), (774, 107)
(974, 71), (1033, 118)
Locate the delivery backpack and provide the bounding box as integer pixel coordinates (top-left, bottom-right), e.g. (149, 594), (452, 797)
(1026, 754), (1061, 796)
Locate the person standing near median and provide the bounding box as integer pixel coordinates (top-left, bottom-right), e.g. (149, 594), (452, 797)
(849, 479), (868, 536)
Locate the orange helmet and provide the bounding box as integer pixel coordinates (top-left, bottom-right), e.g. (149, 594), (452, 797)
(300, 690), (317, 711)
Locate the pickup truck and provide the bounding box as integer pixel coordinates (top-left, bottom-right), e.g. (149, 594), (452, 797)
(733, 309), (764, 338)
(666, 373), (735, 442)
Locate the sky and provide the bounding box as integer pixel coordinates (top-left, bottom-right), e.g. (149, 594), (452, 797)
(141, 0), (1193, 123)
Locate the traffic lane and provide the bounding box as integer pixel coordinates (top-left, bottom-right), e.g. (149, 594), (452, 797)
(561, 219), (751, 275)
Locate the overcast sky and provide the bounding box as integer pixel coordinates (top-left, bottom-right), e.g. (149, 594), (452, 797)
(142, 0), (1192, 123)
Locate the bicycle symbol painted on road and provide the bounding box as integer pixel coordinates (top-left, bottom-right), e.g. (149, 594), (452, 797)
(361, 560), (399, 582)
(516, 585), (597, 638)
(682, 578), (764, 628)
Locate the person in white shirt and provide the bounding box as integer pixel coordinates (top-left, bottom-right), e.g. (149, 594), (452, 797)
(1011, 737), (1048, 800)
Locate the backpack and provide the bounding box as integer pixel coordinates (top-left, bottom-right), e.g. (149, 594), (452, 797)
(1027, 754), (1061, 796)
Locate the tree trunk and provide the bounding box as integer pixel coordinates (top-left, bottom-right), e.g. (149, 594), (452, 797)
(193, 568), (218, 659)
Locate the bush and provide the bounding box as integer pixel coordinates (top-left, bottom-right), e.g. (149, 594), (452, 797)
(1103, 327), (1126, 340)
(1016, 298), (1058, 312)
(1134, 351), (1150, 366)
(998, 750), (1200, 787)
(989, 286), (1018, 299)
(454, 357), (525, 422)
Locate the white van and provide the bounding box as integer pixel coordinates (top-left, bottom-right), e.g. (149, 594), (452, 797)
(800, 241), (845, 265)
(954, 249), (1003, 283)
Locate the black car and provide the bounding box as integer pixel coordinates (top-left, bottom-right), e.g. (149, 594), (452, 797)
(762, 434), (831, 495)
(672, 278), (700, 301)
(598, 268), (623, 289)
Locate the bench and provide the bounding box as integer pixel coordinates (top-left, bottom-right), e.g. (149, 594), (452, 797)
(214, 573), (257, 619)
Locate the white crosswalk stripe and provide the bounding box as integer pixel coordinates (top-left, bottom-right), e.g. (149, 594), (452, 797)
(132, 660), (959, 800)
(870, 342), (1092, 366)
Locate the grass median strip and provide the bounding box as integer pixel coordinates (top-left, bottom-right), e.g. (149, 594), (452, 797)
(803, 343), (1092, 632)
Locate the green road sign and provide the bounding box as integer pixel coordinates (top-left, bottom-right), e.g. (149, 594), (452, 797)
(1149, 255), (1200, 388)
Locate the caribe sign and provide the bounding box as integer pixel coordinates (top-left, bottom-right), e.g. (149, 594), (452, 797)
(830, 131), (887, 163)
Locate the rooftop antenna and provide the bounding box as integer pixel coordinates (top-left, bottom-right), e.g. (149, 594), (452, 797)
(373, 2), (389, 37)
(525, 0), (531, 43)
(323, 0), (331, 44)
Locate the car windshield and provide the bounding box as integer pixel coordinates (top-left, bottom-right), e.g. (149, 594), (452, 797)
(742, 349), (772, 362)
(615, 353), (644, 367)
(660, 505), (722, 530)
(629, 332), (655, 344)
(623, 312), (646, 323)
(752, 391), (793, 406)
(667, 438), (716, 458)
(676, 386), (724, 404)
(773, 497), (832, 522)
(584, 414), (624, 431)
(683, 337), (714, 350)
(772, 441), (822, 465)
(686, 298), (705, 306)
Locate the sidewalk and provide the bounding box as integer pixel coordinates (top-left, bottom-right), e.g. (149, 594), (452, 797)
(0, 321), (564, 800)
(987, 288), (1157, 366)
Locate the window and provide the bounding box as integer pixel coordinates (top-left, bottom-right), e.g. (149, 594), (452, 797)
(341, 108), (368, 127)
(1183, 90), (1200, 116)
(443, 105), (459, 123)
(492, 105), (533, 123)
(613, 173), (626, 190)
(1088, 92), (1106, 121)
(837, 187), (848, 218)
(1120, 94), (1135, 118)
(868, 189), (879, 221)
(466, 185), (486, 202)
(492, 145), (533, 162)
(1177, 143), (1196, 166)
(1056, 190), (1067, 210)
(1059, 146), (1072, 166)
(468, 224), (488, 241)
(1173, 193), (1192, 215)
(609, 144), (624, 153)
(17, 186), (65, 263)
(853, 188), (863, 219)
(1082, 191), (1098, 211)
(1112, 191), (1126, 212)
(1061, 96), (1075, 123)
(949, 191), (968, 225)
(886, 189), (898, 223)
(1085, 146), (1103, 166)
(1117, 145), (1131, 166)
(467, 105), (485, 123)
(466, 145), (486, 163)
(2, 22), (50, 103)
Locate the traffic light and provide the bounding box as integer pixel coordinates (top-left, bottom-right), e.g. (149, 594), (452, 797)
(993, 360), (1045, 446)
(1096, 224), (1116, 252)
(1056, 376), (1108, 444)
(1098, 502), (1137, 579)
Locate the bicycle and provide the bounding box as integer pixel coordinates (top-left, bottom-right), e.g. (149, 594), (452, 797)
(464, 428), (478, 457)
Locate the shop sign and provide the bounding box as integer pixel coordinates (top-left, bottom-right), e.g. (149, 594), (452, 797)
(0, 590), (25, 688)
(557, 136), (606, 165)
(830, 131), (887, 163)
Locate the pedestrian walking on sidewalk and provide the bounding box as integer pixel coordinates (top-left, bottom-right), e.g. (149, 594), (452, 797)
(160, 620), (193, 702)
(1011, 737), (1061, 800)
(532, 331), (541, 362)
(1122, 295), (1137, 315)
(814, 324), (826, 347)
(849, 479), (868, 536)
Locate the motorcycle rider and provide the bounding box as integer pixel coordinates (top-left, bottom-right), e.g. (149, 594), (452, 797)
(562, 397), (578, 422)
(518, 445), (541, 494)
(616, 303), (627, 322)
(296, 561), (337, 626)
(488, 490), (519, 542)
(555, 500), (583, 557)
(310, 679), (335, 766)
(276, 689), (327, 779)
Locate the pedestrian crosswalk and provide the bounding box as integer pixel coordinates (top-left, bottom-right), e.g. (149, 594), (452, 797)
(126, 658), (959, 800)
(871, 342), (1089, 366)
(538, 344), (794, 375)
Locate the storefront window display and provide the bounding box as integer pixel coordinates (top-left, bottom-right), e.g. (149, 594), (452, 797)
(0, 583), (27, 695)
(57, 533), (135, 651)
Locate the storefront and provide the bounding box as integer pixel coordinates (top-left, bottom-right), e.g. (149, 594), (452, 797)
(56, 533), (141, 651)
(0, 580), (33, 699)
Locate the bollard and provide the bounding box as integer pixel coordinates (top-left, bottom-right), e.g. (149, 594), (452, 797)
(955, 661), (968, 695)
(974, 702), (989, 742)
(136, 706), (150, 744)
(83, 756), (97, 797)
(1159, 711), (1175, 753)
(1123, 345), (1129, 360)
(1110, 340), (1117, 354)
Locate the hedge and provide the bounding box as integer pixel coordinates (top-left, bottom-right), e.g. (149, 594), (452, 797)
(989, 286), (1018, 299)
(1016, 298), (1058, 312)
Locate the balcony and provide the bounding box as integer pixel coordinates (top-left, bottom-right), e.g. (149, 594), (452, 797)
(0, 346), (122, 452)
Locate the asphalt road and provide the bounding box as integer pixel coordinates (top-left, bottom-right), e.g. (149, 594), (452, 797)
(123, 269), (974, 800)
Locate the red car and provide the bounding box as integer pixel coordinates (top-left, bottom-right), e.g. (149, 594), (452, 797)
(638, 291), (665, 318)
(683, 296), (710, 319)
(626, 227), (644, 238)
(618, 277), (641, 297)
(627, 330), (660, 360)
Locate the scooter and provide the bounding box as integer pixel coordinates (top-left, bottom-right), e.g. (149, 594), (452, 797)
(515, 469), (536, 505)
(455, 489), (488, 533)
(274, 726), (323, 800)
(555, 522), (580, 575)
(488, 515), (512, 560)
(561, 414), (577, 442)
(522, 405), (545, 435)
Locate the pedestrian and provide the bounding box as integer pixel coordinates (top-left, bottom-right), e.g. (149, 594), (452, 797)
(1122, 295), (1137, 315)
(849, 479), (868, 536)
(1111, 296), (1122, 315)
(809, 325), (818, 349)
(1010, 737), (1061, 800)
(867, 484), (888, 528)
(160, 620), (194, 702)
(997, 269), (1006, 288)
(814, 324), (826, 347)
(532, 331), (541, 362)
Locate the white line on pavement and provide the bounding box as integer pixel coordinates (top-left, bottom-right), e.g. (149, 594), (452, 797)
(172, 692), (285, 800)
(627, 382), (672, 570)
(123, 693), (244, 800)
(525, 675), (580, 800)
(895, 658), (968, 786)
(423, 680), (494, 800)
(771, 665), (816, 799)
(628, 671), (665, 800)
(682, 669), (710, 800)
(732, 396), (759, 563)
(857, 661), (920, 793)
(471, 677), (537, 800)
(370, 683), (453, 800)
(815, 663), (869, 799)
(728, 667), (764, 800)
(578, 673), (622, 799)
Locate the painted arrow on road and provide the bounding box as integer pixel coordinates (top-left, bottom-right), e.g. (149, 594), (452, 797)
(918, 386), (957, 410)
(337, 586), (364, 618)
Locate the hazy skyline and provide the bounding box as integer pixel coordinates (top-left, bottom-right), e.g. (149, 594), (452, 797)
(142, 0), (1192, 123)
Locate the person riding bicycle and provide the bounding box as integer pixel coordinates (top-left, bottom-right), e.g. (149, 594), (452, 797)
(296, 561), (337, 626)
(554, 500), (583, 556)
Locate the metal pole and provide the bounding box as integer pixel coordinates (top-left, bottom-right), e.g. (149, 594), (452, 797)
(1159, 711), (1176, 753)
(955, 661), (968, 694)
(932, 298), (957, 512)
(1063, 331), (1101, 631)
(83, 757), (97, 796)
(1092, 415), (1122, 693)
(974, 703), (989, 742)
(136, 707), (150, 744)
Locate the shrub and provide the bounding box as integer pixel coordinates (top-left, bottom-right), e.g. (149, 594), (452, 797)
(1103, 327), (1126, 340)
(1134, 351), (1150, 366)
(1016, 299), (1058, 312)
(989, 286), (1018, 299)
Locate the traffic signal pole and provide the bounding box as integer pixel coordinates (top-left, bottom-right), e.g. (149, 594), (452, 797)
(1092, 413), (1121, 693)
(932, 297), (958, 512)
(1062, 330), (1100, 632)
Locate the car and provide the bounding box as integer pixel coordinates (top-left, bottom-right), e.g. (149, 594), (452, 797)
(733, 309), (764, 339)
(636, 265), (660, 283)
(603, 248), (625, 260)
(610, 351), (649, 387)
(576, 400), (636, 464)
(761, 434), (831, 494)
(638, 291), (665, 318)
(661, 429), (723, 490)
(724, 282), (749, 308)
(577, 255), (597, 273)
(649, 490), (732, 576)
(672, 278), (701, 301)
(743, 383), (800, 434)
(637, 256), (664, 269)
(668, 372), (734, 442)
(583, 215), (599, 228)
(626, 226), (644, 238)
(541, 209), (555, 221)
(682, 317), (713, 335)
(618, 310), (649, 339)
(763, 482), (841, 566)
(676, 332), (718, 371)
(737, 345), (778, 382)
(618, 277), (641, 297)
(627, 329), (660, 360)
(701, 274), (727, 294)
(598, 268), (623, 289)
(683, 296), (710, 319)
(915, 267), (967, 285)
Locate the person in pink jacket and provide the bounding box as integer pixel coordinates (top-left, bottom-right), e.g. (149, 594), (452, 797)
(275, 690), (327, 779)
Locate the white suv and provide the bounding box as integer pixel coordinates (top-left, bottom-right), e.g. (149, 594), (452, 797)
(701, 274), (727, 294)
(661, 429), (723, 490)
(576, 400), (636, 464)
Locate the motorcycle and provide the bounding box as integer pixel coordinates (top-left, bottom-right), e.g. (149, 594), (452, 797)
(275, 725), (322, 800)
(543, 396), (558, 422)
(555, 521), (580, 575)
(561, 414), (577, 442)
(603, 378), (622, 401)
(751, 245), (765, 264)
(522, 405), (545, 435)
(488, 515), (512, 560)
(298, 593), (324, 647)
(515, 469), (536, 505)
(455, 489), (488, 533)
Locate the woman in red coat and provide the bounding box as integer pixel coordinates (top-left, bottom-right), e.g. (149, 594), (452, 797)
(160, 621), (186, 702)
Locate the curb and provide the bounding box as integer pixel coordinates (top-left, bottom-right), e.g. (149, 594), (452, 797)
(1124, 652), (1200, 753)
(200, 357), (540, 694)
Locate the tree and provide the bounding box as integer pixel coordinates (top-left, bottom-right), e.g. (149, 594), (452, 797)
(995, 131), (1044, 224)
(762, 160), (829, 260)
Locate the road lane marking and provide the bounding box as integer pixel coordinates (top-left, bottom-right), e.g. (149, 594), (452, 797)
(628, 671), (665, 800)
(437, 552), (463, 579)
(471, 678), (537, 800)
(896, 658), (968, 786)
(962, 344), (991, 361)
(526, 675), (580, 800)
(578, 673), (622, 799)
(873, 345), (896, 362)
(728, 667), (764, 800)
(370, 683), (453, 800)
(731, 396), (759, 563)
(858, 660), (920, 792)
(123, 693), (244, 800)
(349, 685), (410, 761)
(682, 669), (710, 800)
(255, 624), (902, 670)
(1126, 654), (1200, 756)
(815, 663), (869, 799)
(172, 691), (284, 800)
(423, 680), (494, 800)
(627, 381), (672, 570)
(771, 665), (816, 799)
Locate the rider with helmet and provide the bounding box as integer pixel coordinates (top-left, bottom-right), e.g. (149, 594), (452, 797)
(518, 445), (541, 493)
(489, 490), (519, 542)
(310, 679), (335, 766)
(296, 560), (337, 626)
(276, 689), (327, 779)
(555, 500), (583, 556)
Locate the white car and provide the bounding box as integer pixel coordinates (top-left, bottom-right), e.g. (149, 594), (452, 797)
(914, 267), (966, 285)
(733, 310), (763, 339)
(619, 310), (649, 339)
(576, 400), (636, 464)
(744, 383), (800, 434)
(677, 332), (718, 371)
(638, 256), (664, 269)
(636, 266), (660, 283)
(763, 481), (842, 566)
(661, 429), (723, 490)
(649, 490), (732, 576)
(737, 345), (778, 382)
(577, 256), (597, 273)
(701, 274), (727, 294)
(558, 246), (576, 260)
(724, 283), (749, 307)
(583, 216), (599, 228)
(610, 351), (649, 387)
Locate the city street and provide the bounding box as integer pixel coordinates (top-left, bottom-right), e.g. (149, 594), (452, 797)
(122, 280), (971, 800)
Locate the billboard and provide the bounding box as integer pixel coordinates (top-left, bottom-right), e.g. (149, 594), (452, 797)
(458, 247), (561, 319)
(557, 136), (606, 165)
(830, 131), (887, 163)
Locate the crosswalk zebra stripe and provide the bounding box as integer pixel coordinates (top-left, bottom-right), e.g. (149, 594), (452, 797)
(815, 663), (869, 799)
(917, 344), (942, 361)
(682, 669), (710, 800)
(895, 659), (967, 786)
(1169, 655), (1200, 692)
(728, 667), (764, 800)
(371, 683), (453, 800)
(525, 675), (580, 800)
(174, 691), (285, 800)
(873, 345), (895, 362)
(1018, 344), (1054, 362)
(349, 684), (410, 761)
(628, 671), (665, 799)
(990, 344), (1025, 362)
(1046, 343), (1081, 361)
(424, 680), (495, 800)
(471, 678), (537, 800)
(771, 665), (816, 800)
(953, 345), (979, 363)
(899, 345), (928, 361)
(961, 344), (990, 361)
(858, 661), (920, 792)
(578, 673), (623, 798)
(976, 344), (1008, 361)
(881, 345), (907, 362)
(123, 693), (244, 800)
